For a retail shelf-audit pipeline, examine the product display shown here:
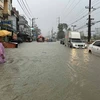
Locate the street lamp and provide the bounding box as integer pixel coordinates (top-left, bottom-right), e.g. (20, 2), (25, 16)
(32, 18), (38, 27)
(31, 18), (38, 40)
(71, 25), (77, 31)
(29, 18), (32, 27)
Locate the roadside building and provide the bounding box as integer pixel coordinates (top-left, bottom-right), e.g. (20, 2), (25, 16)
(8, 7), (19, 32)
(18, 15), (32, 41)
(18, 15), (32, 35)
(0, 0), (4, 29)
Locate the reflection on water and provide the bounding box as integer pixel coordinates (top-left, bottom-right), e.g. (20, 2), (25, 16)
(69, 49), (90, 66)
(83, 49), (90, 63)
(71, 49), (77, 59)
(0, 43), (100, 100)
(70, 49), (79, 66)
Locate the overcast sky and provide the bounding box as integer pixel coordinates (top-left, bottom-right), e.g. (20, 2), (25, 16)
(13, 0), (100, 36)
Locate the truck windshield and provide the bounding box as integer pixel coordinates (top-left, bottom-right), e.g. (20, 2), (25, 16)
(72, 39), (82, 43)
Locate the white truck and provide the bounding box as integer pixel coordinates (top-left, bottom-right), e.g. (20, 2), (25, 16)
(65, 31), (87, 48)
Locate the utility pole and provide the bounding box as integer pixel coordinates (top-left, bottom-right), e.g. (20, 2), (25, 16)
(51, 27), (54, 38)
(32, 18), (38, 28)
(88, 0), (91, 42)
(32, 18), (38, 38)
(86, 0), (95, 42)
(29, 18), (31, 27)
(58, 17), (60, 24)
(32, 18), (34, 37)
(32, 18), (34, 28)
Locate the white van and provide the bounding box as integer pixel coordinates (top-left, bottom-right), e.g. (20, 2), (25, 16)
(65, 31), (87, 48)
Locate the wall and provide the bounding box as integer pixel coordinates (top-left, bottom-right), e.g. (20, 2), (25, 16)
(19, 25), (24, 32)
(3, 0), (12, 15)
(0, 0), (4, 18)
(0, 0), (4, 9)
(8, 16), (17, 31)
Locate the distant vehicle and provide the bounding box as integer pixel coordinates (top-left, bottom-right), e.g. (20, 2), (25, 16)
(60, 38), (65, 45)
(52, 38), (56, 42)
(47, 38), (56, 42)
(88, 40), (100, 55)
(65, 31), (87, 48)
(37, 37), (45, 42)
(11, 37), (23, 44)
(47, 38), (52, 42)
(26, 36), (33, 42)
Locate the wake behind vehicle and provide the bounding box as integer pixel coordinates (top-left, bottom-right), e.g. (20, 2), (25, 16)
(65, 31), (87, 48)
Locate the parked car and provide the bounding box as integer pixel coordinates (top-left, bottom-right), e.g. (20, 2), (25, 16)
(26, 36), (33, 42)
(11, 37), (23, 44)
(60, 38), (65, 45)
(47, 38), (55, 42)
(88, 40), (100, 55)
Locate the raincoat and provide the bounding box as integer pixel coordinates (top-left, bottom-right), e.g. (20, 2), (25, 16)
(0, 43), (6, 64)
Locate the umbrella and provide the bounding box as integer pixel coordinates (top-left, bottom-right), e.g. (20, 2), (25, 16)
(0, 30), (11, 37)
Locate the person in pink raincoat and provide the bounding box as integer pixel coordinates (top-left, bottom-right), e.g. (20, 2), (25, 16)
(0, 37), (6, 64)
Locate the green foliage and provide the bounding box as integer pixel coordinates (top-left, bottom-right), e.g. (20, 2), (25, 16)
(57, 23), (69, 39)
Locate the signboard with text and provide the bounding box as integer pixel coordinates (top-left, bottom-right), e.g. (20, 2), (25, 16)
(0, 20), (12, 26)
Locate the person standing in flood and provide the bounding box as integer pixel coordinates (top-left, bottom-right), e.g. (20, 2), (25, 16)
(0, 37), (6, 64)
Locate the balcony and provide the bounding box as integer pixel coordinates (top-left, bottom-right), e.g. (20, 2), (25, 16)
(18, 16), (28, 25)
(3, 0), (12, 16)
(0, 10), (3, 17)
(0, 0), (4, 10)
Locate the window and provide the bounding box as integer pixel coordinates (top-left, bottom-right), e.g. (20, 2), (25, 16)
(71, 39), (82, 43)
(93, 41), (100, 47)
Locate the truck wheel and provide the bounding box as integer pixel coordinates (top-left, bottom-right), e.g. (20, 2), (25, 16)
(70, 45), (72, 48)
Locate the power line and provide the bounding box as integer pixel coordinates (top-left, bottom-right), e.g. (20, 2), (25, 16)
(76, 20), (100, 31)
(67, 2), (88, 24)
(69, 5), (100, 26)
(92, 0), (95, 3)
(75, 24), (87, 30)
(62, 0), (75, 18)
(93, 20), (100, 24)
(17, 0), (30, 19)
(64, 0), (81, 20)
(65, 0), (75, 12)
(21, 0), (32, 17)
(24, 0), (33, 14)
(93, 0), (100, 6)
(69, 13), (88, 26)
(60, 0), (71, 18)
(92, 0), (99, 5)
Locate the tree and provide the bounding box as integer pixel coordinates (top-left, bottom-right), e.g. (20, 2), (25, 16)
(93, 34), (97, 40)
(57, 23), (69, 40)
(57, 24), (65, 39)
(63, 23), (68, 31)
(68, 28), (71, 31)
(58, 24), (63, 31)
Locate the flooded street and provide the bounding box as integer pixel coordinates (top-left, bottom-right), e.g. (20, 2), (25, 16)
(0, 42), (100, 100)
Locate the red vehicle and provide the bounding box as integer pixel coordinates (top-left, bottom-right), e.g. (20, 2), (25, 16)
(37, 35), (45, 42)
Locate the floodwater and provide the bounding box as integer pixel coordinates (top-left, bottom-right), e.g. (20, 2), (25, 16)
(0, 42), (100, 100)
